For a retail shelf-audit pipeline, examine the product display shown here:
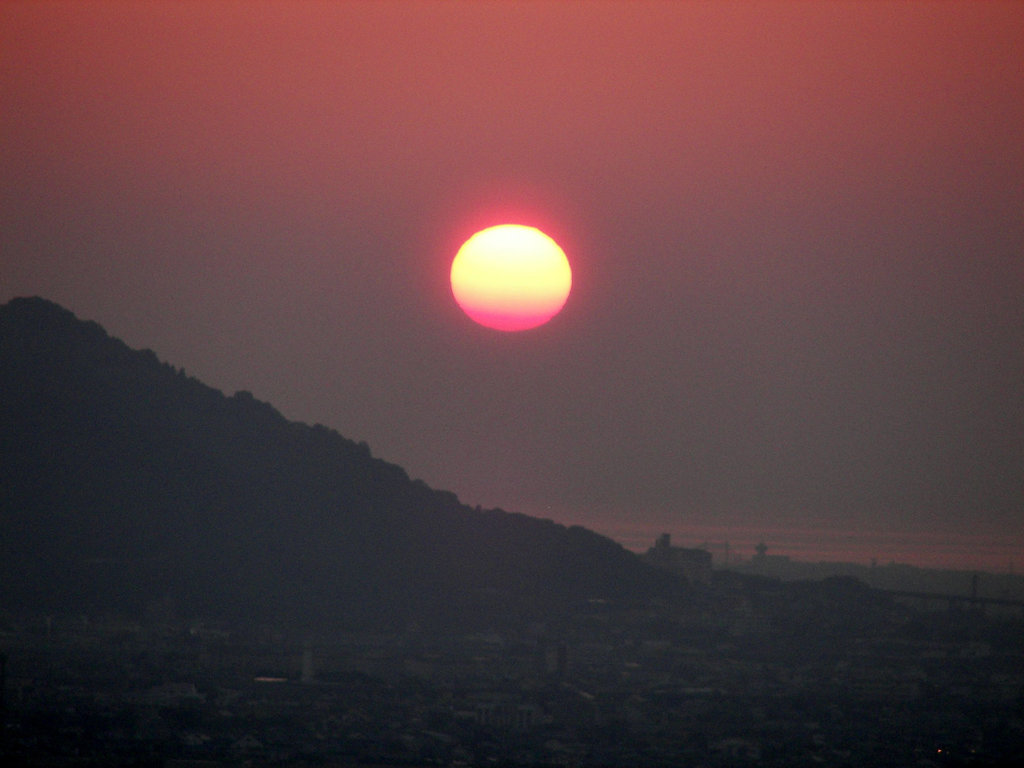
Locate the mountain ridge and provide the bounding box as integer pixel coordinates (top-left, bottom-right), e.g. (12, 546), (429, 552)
(0, 296), (679, 631)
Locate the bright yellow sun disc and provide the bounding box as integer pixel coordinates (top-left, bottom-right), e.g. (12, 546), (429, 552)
(450, 224), (572, 331)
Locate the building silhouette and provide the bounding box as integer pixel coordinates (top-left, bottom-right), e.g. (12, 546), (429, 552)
(643, 534), (712, 585)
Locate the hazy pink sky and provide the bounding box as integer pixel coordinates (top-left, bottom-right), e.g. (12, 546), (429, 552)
(3, 1), (1022, 571)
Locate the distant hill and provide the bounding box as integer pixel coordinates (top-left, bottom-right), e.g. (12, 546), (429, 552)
(0, 297), (680, 631)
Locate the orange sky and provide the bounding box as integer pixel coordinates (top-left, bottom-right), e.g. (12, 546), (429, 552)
(3, 1), (1022, 571)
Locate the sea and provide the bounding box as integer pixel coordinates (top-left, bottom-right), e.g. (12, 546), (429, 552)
(580, 521), (1022, 575)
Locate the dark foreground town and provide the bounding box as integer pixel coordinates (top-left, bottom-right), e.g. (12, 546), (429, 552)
(3, 568), (1023, 768)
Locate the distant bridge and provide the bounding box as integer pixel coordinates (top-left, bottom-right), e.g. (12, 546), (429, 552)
(883, 589), (1024, 615)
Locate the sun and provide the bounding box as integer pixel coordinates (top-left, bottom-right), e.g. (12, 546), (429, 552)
(450, 224), (572, 331)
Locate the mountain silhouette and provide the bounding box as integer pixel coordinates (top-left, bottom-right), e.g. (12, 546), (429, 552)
(0, 297), (678, 630)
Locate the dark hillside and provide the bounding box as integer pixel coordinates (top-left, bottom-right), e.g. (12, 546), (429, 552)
(0, 297), (678, 630)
